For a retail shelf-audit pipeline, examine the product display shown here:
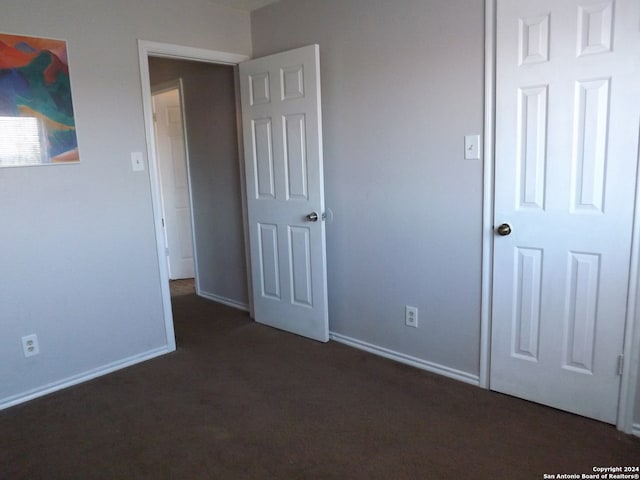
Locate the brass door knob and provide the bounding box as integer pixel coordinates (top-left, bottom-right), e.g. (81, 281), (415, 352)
(496, 223), (512, 236)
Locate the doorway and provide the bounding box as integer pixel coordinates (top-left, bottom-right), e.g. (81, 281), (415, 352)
(139, 42), (252, 351)
(141, 41), (331, 347)
(151, 82), (195, 281)
(147, 56), (250, 315)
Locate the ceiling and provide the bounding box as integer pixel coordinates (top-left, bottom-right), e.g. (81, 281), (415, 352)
(208, 0), (280, 11)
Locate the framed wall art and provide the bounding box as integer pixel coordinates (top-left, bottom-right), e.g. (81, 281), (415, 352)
(0, 32), (79, 167)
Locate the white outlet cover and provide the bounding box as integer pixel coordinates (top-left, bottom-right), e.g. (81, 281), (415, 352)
(21, 334), (40, 358)
(464, 134), (481, 160)
(131, 152), (145, 171)
(405, 306), (419, 328)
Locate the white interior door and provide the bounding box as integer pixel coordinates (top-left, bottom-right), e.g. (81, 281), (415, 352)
(153, 87), (195, 280)
(491, 0), (640, 424)
(239, 45), (329, 342)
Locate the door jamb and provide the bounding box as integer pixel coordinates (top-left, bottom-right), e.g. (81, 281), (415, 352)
(137, 40), (251, 351)
(480, 0), (640, 434)
(620, 134), (640, 435)
(479, 0), (496, 391)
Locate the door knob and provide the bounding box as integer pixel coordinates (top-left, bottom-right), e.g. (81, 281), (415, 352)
(496, 223), (512, 236)
(305, 211), (319, 222)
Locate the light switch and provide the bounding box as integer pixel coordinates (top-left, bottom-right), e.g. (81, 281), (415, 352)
(464, 135), (481, 160)
(131, 152), (145, 171)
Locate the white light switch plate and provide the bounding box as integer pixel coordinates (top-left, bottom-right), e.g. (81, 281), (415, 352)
(131, 152), (145, 171)
(464, 135), (481, 160)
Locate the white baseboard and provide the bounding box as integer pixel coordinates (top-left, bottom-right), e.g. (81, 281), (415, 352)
(632, 423), (640, 438)
(197, 290), (250, 312)
(0, 346), (171, 411)
(329, 332), (480, 386)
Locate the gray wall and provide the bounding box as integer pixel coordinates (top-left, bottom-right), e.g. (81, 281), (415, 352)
(149, 58), (248, 308)
(3, 0), (637, 429)
(253, 0), (640, 427)
(0, 0), (250, 406)
(252, 0), (485, 377)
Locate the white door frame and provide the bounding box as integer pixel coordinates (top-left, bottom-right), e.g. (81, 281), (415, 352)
(479, 0), (640, 434)
(137, 40), (251, 351)
(151, 79), (195, 280)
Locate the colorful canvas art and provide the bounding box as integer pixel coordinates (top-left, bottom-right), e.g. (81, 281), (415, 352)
(0, 32), (79, 166)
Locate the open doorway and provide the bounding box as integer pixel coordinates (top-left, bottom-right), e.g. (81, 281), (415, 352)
(141, 45), (253, 345)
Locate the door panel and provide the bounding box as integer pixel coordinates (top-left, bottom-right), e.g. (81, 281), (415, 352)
(491, 0), (640, 423)
(289, 226), (313, 307)
(152, 88), (195, 280)
(284, 114), (308, 200)
(239, 45), (328, 342)
(258, 223), (281, 299)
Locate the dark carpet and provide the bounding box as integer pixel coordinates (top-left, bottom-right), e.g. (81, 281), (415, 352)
(1, 291), (638, 479)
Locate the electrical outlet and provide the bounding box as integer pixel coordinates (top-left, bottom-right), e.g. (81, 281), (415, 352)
(405, 306), (418, 328)
(21, 334), (39, 358)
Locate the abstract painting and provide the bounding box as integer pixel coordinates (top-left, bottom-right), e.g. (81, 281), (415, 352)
(0, 32), (79, 167)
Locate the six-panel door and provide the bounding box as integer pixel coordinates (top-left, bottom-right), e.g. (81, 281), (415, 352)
(491, 0), (640, 423)
(239, 45), (329, 342)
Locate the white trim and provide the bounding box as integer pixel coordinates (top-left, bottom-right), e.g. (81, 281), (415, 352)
(479, 0), (496, 390)
(234, 68), (255, 318)
(0, 347), (170, 411)
(330, 333), (480, 386)
(138, 40), (250, 352)
(139, 41), (176, 351)
(632, 423), (640, 438)
(140, 40), (248, 65)
(197, 290), (250, 312)
(617, 123), (640, 433)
